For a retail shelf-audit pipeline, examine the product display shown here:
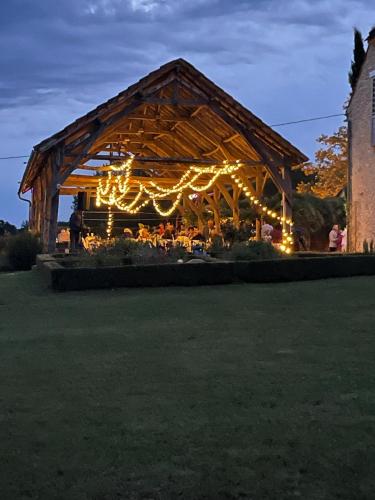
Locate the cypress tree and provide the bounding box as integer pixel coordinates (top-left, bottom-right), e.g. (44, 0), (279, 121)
(348, 28), (366, 91)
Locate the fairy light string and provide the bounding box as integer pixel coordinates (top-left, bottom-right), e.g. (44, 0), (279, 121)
(97, 156), (294, 252)
(230, 173), (294, 254)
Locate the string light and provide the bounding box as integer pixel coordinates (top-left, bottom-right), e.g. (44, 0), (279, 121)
(97, 156), (294, 253)
(96, 157), (244, 217)
(152, 192), (183, 217)
(106, 207), (113, 238)
(230, 173), (294, 254)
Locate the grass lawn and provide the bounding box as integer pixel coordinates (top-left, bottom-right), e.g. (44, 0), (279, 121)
(1, 272), (375, 500)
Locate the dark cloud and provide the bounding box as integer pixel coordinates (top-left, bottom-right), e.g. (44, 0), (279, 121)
(0, 0), (372, 223)
(1, 0), (352, 109)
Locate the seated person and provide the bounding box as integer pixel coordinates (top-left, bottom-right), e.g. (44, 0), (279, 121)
(137, 223), (150, 240)
(191, 226), (205, 242)
(163, 222), (175, 240)
(57, 228), (70, 244)
(187, 226), (195, 239)
(178, 223), (187, 236)
(123, 227), (133, 239)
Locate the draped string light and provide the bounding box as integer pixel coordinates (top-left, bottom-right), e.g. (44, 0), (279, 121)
(96, 157), (243, 216)
(97, 156), (294, 252)
(230, 173), (294, 254)
(106, 207), (113, 238)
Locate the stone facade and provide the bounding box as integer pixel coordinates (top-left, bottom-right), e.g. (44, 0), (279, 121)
(348, 38), (375, 251)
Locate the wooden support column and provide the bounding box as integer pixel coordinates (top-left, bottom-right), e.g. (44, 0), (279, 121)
(31, 178), (41, 233)
(203, 192), (221, 232)
(185, 196), (205, 230)
(213, 187), (222, 230)
(255, 167), (263, 241)
(39, 166), (48, 247)
(40, 148), (63, 252)
(232, 184), (240, 228)
(216, 181), (241, 229)
(281, 166), (293, 232)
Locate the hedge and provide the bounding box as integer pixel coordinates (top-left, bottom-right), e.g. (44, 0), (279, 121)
(36, 254), (375, 291)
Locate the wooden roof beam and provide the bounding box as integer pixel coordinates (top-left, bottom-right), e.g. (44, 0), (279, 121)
(63, 174), (217, 187)
(141, 97), (209, 106)
(171, 116), (238, 160)
(125, 114), (191, 121)
(70, 155), (263, 166)
(209, 102), (293, 204)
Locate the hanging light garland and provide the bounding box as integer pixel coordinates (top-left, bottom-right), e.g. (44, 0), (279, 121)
(230, 173), (294, 254)
(97, 156), (294, 252)
(106, 207), (113, 238)
(96, 157), (243, 216)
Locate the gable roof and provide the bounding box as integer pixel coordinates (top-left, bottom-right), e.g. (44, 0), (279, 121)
(20, 58), (307, 193)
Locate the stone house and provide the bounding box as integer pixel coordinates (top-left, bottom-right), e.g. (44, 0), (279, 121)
(347, 30), (375, 251)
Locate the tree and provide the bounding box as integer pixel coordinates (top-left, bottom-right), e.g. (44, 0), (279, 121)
(292, 193), (346, 250)
(295, 126), (347, 198)
(71, 195), (79, 211)
(0, 220), (17, 236)
(349, 28), (366, 91)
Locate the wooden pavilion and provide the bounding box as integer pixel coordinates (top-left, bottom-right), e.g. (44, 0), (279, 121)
(19, 59), (307, 251)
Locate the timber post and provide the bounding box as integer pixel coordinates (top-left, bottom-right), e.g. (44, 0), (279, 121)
(255, 167), (262, 241)
(232, 184), (240, 229)
(281, 165), (293, 232)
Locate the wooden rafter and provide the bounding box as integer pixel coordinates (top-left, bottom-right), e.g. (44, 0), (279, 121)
(22, 58), (307, 250)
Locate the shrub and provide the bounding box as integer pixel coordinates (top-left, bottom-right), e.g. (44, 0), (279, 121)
(6, 232), (42, 270)
(137, 242), (189, 264)
(0, 234), (11, 253)
(0, 220), (17, 236)
(167, 243), (188, 262)
(228, 241), (281, 261)
(88, 239), (189, 266)
(209, 234), (225, 257)
(105, 238), (139, 256)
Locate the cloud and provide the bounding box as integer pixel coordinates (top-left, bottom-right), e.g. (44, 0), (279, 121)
(0, 0), (373, 223)
(0, 0), (357, 109)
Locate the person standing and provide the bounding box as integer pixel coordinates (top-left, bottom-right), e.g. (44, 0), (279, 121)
(261, 223), (273, 243)
(341, 227), (347, 252)
(202, 219), (215, 242)
(69, 209), (82, 251)
(328, 224), (339, 252)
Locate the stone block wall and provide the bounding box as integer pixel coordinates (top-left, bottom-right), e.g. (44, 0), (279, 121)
(348, 39), (375, 251)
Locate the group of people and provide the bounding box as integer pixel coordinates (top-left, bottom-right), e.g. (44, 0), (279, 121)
(66, 209), (348, 254)
(124, 219), (220, 244)
(260, 221), (348, 252)
(63, 210), (222, 251)
(329, 225), (347, 252)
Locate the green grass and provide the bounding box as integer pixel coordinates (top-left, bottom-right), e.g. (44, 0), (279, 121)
(1, 271), (375, 499)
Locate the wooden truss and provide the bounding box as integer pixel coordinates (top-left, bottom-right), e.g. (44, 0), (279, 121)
(21, 59), (307, 251)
